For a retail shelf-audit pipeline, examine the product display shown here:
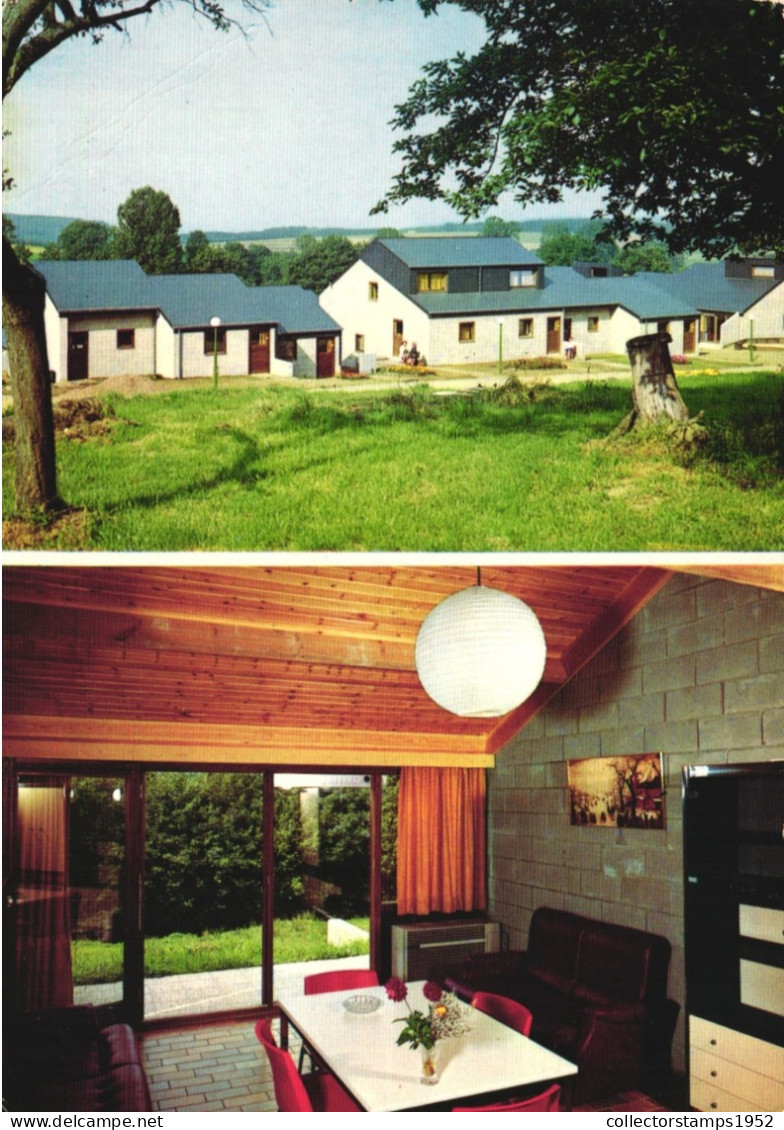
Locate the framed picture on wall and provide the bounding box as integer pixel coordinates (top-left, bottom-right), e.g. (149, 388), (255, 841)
(567, 752), (665, 829)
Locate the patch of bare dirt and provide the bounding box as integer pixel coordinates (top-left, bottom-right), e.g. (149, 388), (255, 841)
(3, 396), (120, 443)
(52, 374), (172, 401)
(2, 506), (93, 551)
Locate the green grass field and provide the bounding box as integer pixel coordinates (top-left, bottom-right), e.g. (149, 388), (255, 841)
(3, 371), (782, 551)
(72, 914), (370, 984)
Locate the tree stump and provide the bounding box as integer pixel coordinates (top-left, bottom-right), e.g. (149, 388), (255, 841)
(624, 331), (690, 428)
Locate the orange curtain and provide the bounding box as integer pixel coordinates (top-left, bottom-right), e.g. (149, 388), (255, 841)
(397, 767), (487, 916)
(15, 778), (74, 1010)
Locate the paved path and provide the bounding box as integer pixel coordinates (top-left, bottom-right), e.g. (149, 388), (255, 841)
(75, 953), (370, 1020)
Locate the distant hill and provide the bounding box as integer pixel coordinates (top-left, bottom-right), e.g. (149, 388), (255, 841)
(5, 213), (82, 246)
(7, 213), (597, 249)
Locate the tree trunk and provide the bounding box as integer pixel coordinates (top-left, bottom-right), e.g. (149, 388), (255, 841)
(2, 236), (59, 512)
(625, 332), (690, 427)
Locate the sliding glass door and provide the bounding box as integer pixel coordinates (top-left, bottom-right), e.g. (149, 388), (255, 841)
(6, 765), (394, 1024)
(7, 772), (132, 1017)
(143, 771), (265, 1022)
(69, 776), (128, 1014)
(272, 774), (372, 998)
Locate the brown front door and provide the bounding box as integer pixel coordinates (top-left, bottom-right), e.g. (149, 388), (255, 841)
(393, 320), (404, 357)
(68, 331), (89, 381)
(316, 337), (335, 378)
(249, 327), (271, 373)
(683, 318), (697, 353)
(546, 317), (561, 355)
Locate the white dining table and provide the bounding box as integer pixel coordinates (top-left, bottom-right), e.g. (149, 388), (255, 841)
(275, 981), (578, 1112)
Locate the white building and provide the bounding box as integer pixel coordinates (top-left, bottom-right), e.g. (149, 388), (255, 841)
(320, 238), (784, 365)
(39, 260), (342, 383)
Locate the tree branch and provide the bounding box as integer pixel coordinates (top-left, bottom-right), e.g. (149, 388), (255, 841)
(4, 0), (271, 97)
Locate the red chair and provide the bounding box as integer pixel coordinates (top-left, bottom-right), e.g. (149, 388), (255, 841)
(453, 1083), (561, 1112)
(470, 991), (533, 1037)
(300, 969), (379, 1071)
(254, 1019), (360, 1112)
(303, 969), (379, 996)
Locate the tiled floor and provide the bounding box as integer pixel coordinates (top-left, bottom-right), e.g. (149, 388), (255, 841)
(142, 1020), (687, 1113)
(142, 1019), (288, 1112)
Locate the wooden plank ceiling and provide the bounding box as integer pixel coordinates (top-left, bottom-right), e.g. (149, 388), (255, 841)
(3, 564), (683, 769)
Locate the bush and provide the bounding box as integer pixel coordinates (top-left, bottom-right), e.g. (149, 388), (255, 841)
(510, 356), (567, 371)
(477, 375), (552, 405)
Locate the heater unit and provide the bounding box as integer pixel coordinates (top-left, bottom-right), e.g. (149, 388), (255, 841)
(391, 920), (501, 983)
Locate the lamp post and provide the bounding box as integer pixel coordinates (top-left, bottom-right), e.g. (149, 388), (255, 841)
(497, 316), (504, 375)
(210, 316), (221, 389)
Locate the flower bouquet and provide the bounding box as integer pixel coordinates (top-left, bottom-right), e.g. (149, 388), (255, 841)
(384, 976), (472, 1084)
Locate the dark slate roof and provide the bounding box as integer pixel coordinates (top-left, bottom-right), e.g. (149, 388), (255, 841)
(243, 285), (341, 335)
(154, 276), (340, 332)
(39, 261), (339, 334)
(38, 260), (154, 312)
(635, 262), (780, 316)
(150, 273), (256, 328)
(377, 236), (542, 269)
(414, 266), (697, 320)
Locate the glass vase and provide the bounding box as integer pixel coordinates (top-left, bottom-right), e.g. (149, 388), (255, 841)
(420, 1043), (440, 1085)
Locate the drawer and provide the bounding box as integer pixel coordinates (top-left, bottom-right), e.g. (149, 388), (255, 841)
(740, 957), (784, 1014)
(690, 1076), (768, 1114)
(739, 904), (784, 945)
(690, 1015), (784, 1080)
(690, 1048), (784, 1111)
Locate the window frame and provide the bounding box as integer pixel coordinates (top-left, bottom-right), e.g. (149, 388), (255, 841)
(458, 321), (476, 343)
(509, 269), (536, 289)
(369, 281), (379, 301)
(116, 328), (136, 350)
(5, 760), (389, 1026)
(416, 271), (448, 293)
(587, 316), (600, 334)
(203, 327), (227, 355)
(275, 336), (297, 362)
(518, 317), (534, 338)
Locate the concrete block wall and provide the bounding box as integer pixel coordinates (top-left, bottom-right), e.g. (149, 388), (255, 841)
(488, 574), (783, 1074)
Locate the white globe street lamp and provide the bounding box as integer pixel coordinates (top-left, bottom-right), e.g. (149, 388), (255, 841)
(210, 316), (222, 389)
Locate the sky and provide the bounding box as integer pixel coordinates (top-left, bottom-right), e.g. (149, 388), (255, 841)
(4, 0), (603, 234)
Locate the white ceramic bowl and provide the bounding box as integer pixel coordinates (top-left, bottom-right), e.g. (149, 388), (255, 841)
(342, 994), (381, 1014)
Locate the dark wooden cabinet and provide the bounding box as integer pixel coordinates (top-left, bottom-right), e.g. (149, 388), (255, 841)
(682, 761), (784, 1110)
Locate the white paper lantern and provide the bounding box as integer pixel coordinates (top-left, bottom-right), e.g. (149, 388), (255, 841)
(415, 585), (547, 717)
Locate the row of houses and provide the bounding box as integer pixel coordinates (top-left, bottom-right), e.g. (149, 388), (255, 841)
(37, 240), (784, 382)
(40, 260), (341, 382)
(321, 238), (784, 366)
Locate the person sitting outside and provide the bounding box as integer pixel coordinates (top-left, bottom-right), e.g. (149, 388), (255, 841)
(398, 340), (409, 365)
(407, 342), (420, 366)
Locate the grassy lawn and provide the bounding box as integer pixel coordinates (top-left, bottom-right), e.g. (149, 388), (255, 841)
(3, 370), (782, 551)
(72, 914), (370, 984)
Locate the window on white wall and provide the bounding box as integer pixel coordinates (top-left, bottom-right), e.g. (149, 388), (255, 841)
(203, 328), (227, 354)
(518, 318), (533, 338)
(459, 322), (475, 342)
(587, 316), (600, 333)
(369, 282), (379, 301)
(355, 334), (365, 352)
(276, 337), (297, 362)
(117, 329), (135, 350)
